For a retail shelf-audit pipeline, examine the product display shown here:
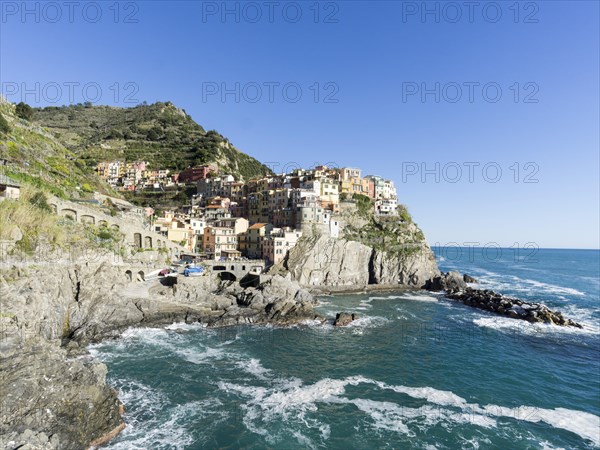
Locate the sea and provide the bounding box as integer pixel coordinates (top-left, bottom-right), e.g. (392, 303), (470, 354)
(89, 248), (600, 449)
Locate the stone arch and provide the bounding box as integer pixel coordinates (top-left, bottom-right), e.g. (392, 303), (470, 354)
(219, 272), (237, 282)
(98, 220), (108, 228)
(133, 233), (142, 249)
(144, 236), (153, 249)
(137, 271), (145, 282)
(111, 224), (120, 231)
(50, 203), (58, 213)
(125, 270), (133, 282)
(60, 208), (78, 221)
(213, 265), (226, 271)
(80, 214), (96, 225)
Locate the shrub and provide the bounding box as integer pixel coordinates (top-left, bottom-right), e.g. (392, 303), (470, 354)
(15, 102), (34, 121)
(352, 193), (374, 217)
(29, 191), (53, 212)
(397, 204), (412, 223)
(0, 113), (10, 134)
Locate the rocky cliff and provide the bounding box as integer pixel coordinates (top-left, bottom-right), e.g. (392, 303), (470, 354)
(0, 260), (319, 449)
(276, 207), (440, 288)
(281, 234), (437, 287)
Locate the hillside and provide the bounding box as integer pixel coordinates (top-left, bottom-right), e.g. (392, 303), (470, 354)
(0, 98), (117, 199)
(33, 102), (271, 181)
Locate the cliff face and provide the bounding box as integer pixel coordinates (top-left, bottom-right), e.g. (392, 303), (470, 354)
(278, 206), (440, 288)
(285, 235), (373, 286)
(281, 231), (439, 288)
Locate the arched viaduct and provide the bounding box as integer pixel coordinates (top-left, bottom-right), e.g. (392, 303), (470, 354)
(48, 197), (184, 257)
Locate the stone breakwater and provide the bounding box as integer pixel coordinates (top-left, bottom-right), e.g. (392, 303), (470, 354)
(0, 260), (321, 450)
(446, 287), (583, 328)
(425, 271), (582, 328)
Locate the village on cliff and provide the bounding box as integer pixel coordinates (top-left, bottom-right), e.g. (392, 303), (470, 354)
(95, 161), (399, 265)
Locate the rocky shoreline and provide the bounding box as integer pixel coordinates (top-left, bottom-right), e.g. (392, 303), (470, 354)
(1, 262), (585, 449)
(0, 260), (321, 450)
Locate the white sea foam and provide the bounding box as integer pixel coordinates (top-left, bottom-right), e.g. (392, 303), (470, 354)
(483, 405), (600, 445)
(175, 345), (229, 364)
(399, 292), (439, 302)
(105, 380), (225, 450)
(473, 316), (600, 337)
(368, 296), (393, 301)
(164, 322), (207, 331)
(347, 399), (412, 435)
(345, 315), (390, 328)
(521, 278), (585, 296)
(475, 273), (586, 298)
(217, 375), (600, 446)
(236, 358), (273, 380)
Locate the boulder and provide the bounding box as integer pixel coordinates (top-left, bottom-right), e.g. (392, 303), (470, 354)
(463, 274), (478, 283)
(333, 312), (359, 327)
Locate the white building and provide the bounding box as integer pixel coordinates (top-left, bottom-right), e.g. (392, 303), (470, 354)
(262, 228), (303, 265)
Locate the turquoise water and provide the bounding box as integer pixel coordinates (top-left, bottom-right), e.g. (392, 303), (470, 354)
(91, 249), (600, 449)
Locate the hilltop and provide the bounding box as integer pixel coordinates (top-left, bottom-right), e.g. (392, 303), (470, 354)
(33, 101), (270, 181)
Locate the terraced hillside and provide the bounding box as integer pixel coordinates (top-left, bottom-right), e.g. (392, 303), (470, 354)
(33, 101), (271, 181)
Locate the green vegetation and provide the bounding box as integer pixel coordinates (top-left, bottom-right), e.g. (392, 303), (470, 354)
(33, 101), (271, 181)
(15, 102), (34, 121)
(86, 222), (124, 251)
(343, 204), (424, 258)
(0, 113), (10, 134)
(0, 100), (119, 199)
(352, 193), (374, 218)
(1, 99), (272, 211)
(397, 204), (412, 223)
(0, 185), (124, 256)
(29, 191), (53, 213)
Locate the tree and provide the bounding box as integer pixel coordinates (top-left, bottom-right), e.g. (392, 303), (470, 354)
(15, 102), (34, 121)
(0, 113), (10, 134)
(147, 129), (159, 141)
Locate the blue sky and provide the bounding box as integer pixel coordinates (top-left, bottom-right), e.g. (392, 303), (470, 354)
(1, 1), (598, 248)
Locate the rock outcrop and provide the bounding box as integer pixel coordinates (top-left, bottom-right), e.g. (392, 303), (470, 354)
(279, 232), (439, 288)
(0, 261), (320, 449)
(0, 340), (124, 450)
(423, 271), (467, 291)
